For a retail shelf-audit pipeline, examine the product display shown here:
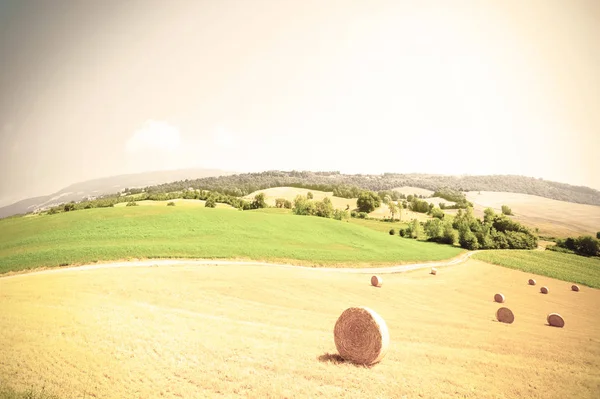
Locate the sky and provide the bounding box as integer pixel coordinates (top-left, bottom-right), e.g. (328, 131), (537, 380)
(0, 0), (599, 206)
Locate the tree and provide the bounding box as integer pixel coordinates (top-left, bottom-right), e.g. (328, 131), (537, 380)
(314, 197), (334, 218)
(501, 205), (513, 215)
(356, 191), (381, 213)
(574, 236), (599, 257)
(397, 200), (403, 221)
(441, 221), (458, 245)
(63, 203), (75, 212)
(597, 232), (600, 240)
(284, 200), (292, 209)
(424, 218), (443, 241)
(205, 197), (216, 208)
(409, 219), (423, 239)
(252, 193), (267, 209)
(459, 228), (479, 250)
(307, 191), (314, 199)
(388, 201), (398, 221)
(483, 207), (495, 224)
(293, 195), (315, 216)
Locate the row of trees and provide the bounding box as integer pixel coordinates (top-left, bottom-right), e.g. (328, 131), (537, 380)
(292, 195), (350, 221)
(552, 235), (600, 257)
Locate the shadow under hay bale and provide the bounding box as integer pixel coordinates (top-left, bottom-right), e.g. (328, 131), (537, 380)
(334, 307), (389, 365)
(540, 286), (549, 294)
(528, 279), (536, 286)
(317, 352), (347, 364)
(494, 293), (505, 303)
(496, 307), (515, 324)
(547, 313), (565, 328)
(572, 284), (580, 292)
(371, 275), (382, 287)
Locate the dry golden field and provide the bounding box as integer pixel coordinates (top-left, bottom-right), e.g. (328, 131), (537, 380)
(463, 191), (600, 237)
(391, 186), (435, 197)
(244, 187), (356, 210)
(2, 260), (599, 399)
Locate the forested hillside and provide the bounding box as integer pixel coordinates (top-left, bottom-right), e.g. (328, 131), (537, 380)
(141, 171), (600, 206)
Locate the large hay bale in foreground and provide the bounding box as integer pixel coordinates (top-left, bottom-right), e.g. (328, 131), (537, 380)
(528, 279), (536, 286)
(494, 293), (505, 303)
(540, 286), (549, 294)
(430, 267), (437, 275)
(572, 284), (580, 292)
(547, 313), (565, 328)
(496, 307), (515, 324)
(334, 307), (389, 365)
(371, 275), (382, 287)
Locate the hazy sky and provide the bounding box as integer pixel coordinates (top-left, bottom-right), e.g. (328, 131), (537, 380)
(1, 0), (599, 206)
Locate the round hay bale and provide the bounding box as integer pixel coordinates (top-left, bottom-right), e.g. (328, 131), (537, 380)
(571, 284), (580, 292)
(540, 286), (549, 294)
(494, 293), (505, 303)
(371, 275), (382, 287)
(547, 313), (565, 328)
(495, 307), (515, 324)
(528, 278), (536, 286)
(334, 307), (389, 365)
(430, 267), (437, 275)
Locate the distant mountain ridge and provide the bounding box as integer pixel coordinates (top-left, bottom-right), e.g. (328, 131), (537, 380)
(0, 168), (233, 219)
(1, 170), (598, 219)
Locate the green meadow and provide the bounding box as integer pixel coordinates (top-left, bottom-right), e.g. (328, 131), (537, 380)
(473, 250), (600, 288)
(0, 206), (463, 274)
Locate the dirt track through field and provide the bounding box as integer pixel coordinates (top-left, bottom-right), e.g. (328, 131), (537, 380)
(0, 251), (477, 281)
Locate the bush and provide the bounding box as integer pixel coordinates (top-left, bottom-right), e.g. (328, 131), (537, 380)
(597, 231), (600, 240)
(275, 198), (287, 208)
(167, 201), (175, 206)
(398, 228), (406, 237)
(501, 205), (513, 215)
(63, 203), (75, 212)
(126, 202), (138, 207)
(429, 207), (445, 220)
(389, 228), (395, 236)
(307, 191), (314, 199)
(333, 209), (350, 221)
(284, 200), (292, 209)
(48, 208), (58, 215)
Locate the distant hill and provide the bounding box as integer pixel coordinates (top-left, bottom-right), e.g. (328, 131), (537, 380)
(142, 171), (600, 207)
(2, 170), (598, 219)
(0, 168), (233, 219)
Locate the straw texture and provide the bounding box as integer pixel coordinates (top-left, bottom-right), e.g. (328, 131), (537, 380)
(334, 307), (389, 365)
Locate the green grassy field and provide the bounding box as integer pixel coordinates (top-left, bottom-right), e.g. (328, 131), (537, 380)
(0, 207), (463, 274)
(473, 250), (600, 288)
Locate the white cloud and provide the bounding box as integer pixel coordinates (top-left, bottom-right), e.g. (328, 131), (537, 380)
(125, 120), (181, 154)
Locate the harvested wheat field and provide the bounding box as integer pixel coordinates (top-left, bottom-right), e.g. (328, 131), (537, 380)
(1, 260), (599, 399)
(463, 191), (600, 237)
(244, 187), (356, 210)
